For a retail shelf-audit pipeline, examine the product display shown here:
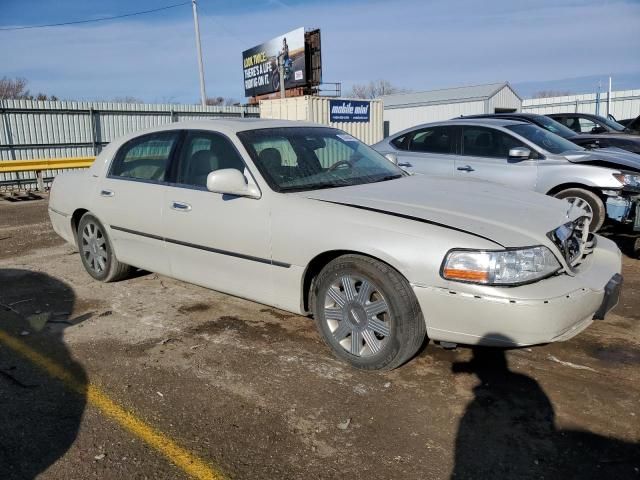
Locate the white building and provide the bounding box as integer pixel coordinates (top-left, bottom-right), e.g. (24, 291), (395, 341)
(382, 82), (522, 135)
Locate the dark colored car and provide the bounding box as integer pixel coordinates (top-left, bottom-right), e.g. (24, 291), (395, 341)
(460, 113), (640, 154)
(617, 114), (640, 133)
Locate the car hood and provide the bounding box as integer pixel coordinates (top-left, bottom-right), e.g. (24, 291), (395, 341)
(562, 148), (640, 171)
(299, 175), (579, 248)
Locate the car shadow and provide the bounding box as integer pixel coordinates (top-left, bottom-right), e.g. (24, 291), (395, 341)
(0, 269), (87, 479)
(599, 224), (640, 258)
(451, 334), (639, 479)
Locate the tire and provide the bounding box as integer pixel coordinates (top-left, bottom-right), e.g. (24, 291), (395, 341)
(77, 213), (131, 282)
(553, 188), (605, 232)
(312, 254), (426, 371)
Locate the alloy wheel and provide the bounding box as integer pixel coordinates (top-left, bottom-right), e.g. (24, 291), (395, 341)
(81, 221), (108, 275)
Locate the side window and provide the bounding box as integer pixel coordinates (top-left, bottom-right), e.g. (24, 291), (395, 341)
(462, 126), (526, 158)
(110, 131), (179, 181)
(175, 131), (246, 188)
(407, 126), (455, 154)
(390, 135), (407, 150)
(578, 117), (598, 133)
(562, 117), (581, 133)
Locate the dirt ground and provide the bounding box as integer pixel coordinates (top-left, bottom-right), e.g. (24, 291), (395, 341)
(0, 196), (639, 480)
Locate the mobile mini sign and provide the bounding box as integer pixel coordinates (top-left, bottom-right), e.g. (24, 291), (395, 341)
(329, 100), (371, 123)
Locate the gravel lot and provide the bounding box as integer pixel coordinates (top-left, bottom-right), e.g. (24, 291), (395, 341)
(1, 196), (639, 479)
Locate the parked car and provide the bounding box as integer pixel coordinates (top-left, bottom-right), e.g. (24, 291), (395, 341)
(617, 114), (640, 134)
(49, 120), (622, 370)
(460, 112), (640, 154)
(548, 112), (637, 136)
(373, 118), (640, 231)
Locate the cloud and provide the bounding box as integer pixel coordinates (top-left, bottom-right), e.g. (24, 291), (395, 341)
(1, 0), (638, 102)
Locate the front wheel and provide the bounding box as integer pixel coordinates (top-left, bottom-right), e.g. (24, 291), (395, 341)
(553, 188), (605, 232)
(312, 254), (426, 370)
(77, 213), (131, 282)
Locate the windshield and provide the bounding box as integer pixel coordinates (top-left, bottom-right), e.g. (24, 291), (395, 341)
(237, 127), (405, 192)
(531, 115), (577, 139)
(600, 116), (627, 132)
(506, 124), (583, 155)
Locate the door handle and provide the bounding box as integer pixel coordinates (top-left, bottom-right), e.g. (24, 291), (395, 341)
(100, 189), (114, 197)
(171, 201), (192, 212)
(457, 165), (475, 172)
(398, 162), (413, 167)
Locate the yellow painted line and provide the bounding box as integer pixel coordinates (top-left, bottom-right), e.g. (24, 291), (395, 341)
(0, 330), (226, 480)
(0, 156), (95, 173)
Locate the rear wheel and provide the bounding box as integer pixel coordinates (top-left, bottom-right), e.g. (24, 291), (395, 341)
(553, 188), (605, 232)
(312, 254), (426, 370)
(77, 213), (131, 282)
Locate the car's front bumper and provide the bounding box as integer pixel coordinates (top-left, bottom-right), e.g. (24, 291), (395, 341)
(413, 235), (622, 347)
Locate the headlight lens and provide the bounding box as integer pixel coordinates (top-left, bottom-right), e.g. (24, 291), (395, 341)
(442, 246), (561, 285)
(613, 173), (640, 188)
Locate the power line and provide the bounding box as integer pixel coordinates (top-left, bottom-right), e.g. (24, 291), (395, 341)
(0, 1), (191, 32)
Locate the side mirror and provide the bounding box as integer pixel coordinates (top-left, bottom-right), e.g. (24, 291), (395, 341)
(384, 153), (398, 165)
(591, 126), (606, 134)
(508, 147), (531, 161)
(206, 169), (260, 199)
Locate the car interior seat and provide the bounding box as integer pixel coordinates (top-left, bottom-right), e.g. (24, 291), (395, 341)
(185, 149), (219, 187)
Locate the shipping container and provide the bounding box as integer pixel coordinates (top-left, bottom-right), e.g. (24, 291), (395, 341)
(259, 96), (384, 145)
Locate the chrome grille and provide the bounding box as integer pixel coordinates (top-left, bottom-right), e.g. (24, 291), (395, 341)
(547, 216), (593, 269)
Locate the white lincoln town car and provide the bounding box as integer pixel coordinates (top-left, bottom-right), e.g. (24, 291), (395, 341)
(49, 119), (622, 370)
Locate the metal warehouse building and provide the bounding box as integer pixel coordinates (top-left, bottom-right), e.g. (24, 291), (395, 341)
(382, 82), (522, 135)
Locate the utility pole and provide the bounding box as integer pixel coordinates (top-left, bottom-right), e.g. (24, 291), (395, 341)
(191, 0), (207, 106)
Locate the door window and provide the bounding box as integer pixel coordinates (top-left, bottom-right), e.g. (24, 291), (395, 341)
(109, 131), (179, 182)
(407, 126), (455, 154)
(175, 131), (246, 188)
(462, 126), (526, 158)
(577, 117), (598, 133)
(561, 117), (581, 133)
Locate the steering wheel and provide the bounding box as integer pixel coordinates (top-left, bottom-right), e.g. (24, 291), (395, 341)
(328, 160), (354, 171)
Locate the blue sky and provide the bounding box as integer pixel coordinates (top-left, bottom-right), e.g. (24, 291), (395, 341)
(1, 0), (639, 103)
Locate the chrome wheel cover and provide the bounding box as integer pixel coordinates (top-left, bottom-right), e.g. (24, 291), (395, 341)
(81, 221), (108, 274)
(323, 275), (391, 357)
(565, 196), (594, 221)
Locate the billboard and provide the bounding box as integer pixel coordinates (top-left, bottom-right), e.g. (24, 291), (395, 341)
(243, 27), (306, 97)
(329, 100), (371, 123)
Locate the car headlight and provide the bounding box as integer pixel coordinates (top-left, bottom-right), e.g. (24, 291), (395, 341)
(613, 173), (640, 188)
(441, 246), (561, 286)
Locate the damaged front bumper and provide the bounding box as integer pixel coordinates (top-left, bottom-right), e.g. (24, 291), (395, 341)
(605, 191), (640, 231)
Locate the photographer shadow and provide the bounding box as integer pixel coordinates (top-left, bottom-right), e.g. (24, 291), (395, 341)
(451, 334), (639, 479)
(0, 269), (87, 479)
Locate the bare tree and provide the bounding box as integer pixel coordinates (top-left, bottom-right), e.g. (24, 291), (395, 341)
(110, 96), (143, 104)
(532, 90), (573, 99)
(348, 80), (410, 99)
(0, 76), (58, 101)
(206, 96), (238, 106)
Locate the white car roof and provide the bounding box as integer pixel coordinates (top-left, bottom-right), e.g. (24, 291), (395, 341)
(129, 118), (325, 138)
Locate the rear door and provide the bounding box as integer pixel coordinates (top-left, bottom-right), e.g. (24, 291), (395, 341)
(94, 130), (181, 275)
(454, 125), (538, 191)
(162, 130), (273, 304)
(392, 125), (458, 177)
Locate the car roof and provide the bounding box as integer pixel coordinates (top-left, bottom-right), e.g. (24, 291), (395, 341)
(113, 118), (327, 142)
(395, 118), (528, 135)
(460, 112), (544, 120)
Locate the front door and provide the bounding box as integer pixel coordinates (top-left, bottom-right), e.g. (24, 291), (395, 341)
(163, 130), (273, 304)
(454, 125), (538, 191)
